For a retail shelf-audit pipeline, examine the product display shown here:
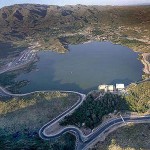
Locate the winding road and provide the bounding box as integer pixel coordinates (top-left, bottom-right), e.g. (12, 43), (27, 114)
(0, 49), (150, 150)
(1, 86), (149, 150)
(38, 97), (150, 150)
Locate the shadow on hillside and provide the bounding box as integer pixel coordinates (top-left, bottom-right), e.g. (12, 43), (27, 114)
(0, 42), (26, 59)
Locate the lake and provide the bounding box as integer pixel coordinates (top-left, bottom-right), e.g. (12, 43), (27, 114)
(0, 41), (143, 93)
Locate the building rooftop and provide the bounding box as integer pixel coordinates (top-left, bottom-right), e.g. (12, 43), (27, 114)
(116, 84), (125, 89)
(98, 84), (114, 92)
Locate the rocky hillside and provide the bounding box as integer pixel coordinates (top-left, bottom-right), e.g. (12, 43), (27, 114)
(0, 4), (150, 52)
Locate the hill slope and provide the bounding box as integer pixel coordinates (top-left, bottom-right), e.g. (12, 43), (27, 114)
(0, 4), (149, 52)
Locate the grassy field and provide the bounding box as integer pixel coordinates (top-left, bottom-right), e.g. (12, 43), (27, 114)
(91, 123), (150, 150)
(0, 91), (79, 150)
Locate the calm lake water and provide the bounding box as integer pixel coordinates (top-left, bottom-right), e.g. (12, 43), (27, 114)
(0, 42), (143, 93)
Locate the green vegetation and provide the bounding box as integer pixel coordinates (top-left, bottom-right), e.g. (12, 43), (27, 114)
(0, 131), (75, 150)
(0, 91), (71, 115)
(117, 38), (150, 53)
(0, 91), (78, 150)
(92, 29), (104, 36)
(91, 123), (150, 150)
(125, 81), (150, 113)
(60, 34), (88, 45)
(60, 93), (128, 129)
(60, 81), (150, 129)
(119, 39), (143, 45)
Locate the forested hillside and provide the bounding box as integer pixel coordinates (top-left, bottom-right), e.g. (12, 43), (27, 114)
(60, 81), (150, 129)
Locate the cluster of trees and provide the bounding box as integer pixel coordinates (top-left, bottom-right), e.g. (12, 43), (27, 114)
(60, 81), (150, 129)
(125, 81), (150, 113)
(60, 93), (128, 129)
(60, 34), (87, 45)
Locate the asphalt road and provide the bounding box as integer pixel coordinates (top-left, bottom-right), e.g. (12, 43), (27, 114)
(39, 115), (150, 150)
(0, 48), (150, 150)
(80, 116), (150, 150)
(38, 92), (86, 139)
(0, 84), (150, 150)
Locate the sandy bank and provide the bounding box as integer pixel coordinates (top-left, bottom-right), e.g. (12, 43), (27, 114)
(141, 53), (150, 75)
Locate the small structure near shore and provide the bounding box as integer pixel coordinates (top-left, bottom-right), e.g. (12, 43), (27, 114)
(116, 84), (125, 91)
(98, 84), (114, 93)
(98, 83), (125, 93)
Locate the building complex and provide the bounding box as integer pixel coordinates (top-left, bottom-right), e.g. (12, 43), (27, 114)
(98, 84), (125, 93)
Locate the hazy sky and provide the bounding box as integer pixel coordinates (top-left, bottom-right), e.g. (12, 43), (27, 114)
(0, 0), (150, 8)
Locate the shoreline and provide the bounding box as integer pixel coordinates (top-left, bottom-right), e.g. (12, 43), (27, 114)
(141, 53), (150, 75)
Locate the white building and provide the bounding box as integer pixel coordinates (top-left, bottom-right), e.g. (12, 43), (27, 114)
(98, 85), (108, 92)
(116, 84), (125, 91)
(98, 84), (114, 92)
